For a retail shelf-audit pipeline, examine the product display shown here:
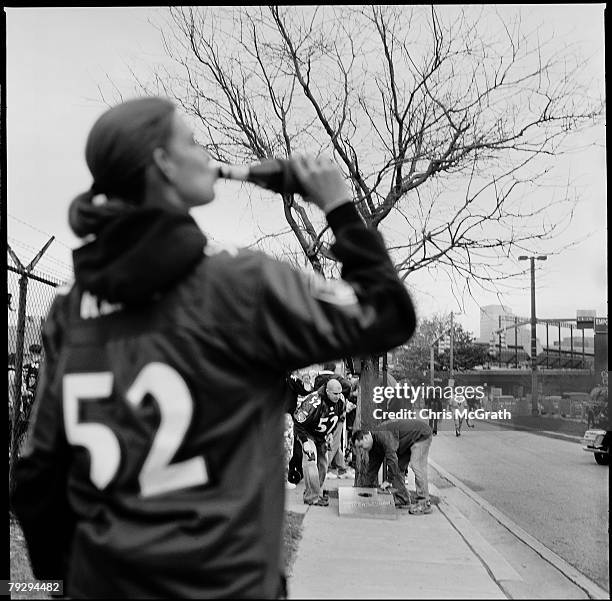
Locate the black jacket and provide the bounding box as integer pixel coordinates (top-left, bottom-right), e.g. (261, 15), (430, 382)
(293, 386), (346, 443)
(285, 374), (310, 414)
(365, 419), (432, 503)
(11, 202), (416, 599)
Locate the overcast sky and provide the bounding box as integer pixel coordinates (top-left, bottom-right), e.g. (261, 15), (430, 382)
(5, 6), (607, 337)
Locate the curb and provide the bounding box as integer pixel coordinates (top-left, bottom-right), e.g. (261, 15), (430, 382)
(482, 419), (584, 443)
(429, 459), (610, 600)
(429, 482), (521, 600)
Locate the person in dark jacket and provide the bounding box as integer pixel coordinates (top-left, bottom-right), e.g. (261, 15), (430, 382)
(284, 373), (310, 487)
(285, 373), (311, 415)
(10, 96), (417, 599)
(352, 419), (433, 514)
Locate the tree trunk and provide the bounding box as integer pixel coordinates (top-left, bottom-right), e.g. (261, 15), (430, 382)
(354, 356), (378, 487)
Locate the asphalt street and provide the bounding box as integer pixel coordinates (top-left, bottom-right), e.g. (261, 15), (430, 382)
(427, 419), (609, 592)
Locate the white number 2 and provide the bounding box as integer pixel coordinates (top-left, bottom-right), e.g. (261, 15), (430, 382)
(126, 363), (208, 497)
(63, 362), (208, 497)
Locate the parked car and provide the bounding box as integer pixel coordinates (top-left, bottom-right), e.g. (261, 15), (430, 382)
(581, 398), (609, 465)
(581, 428), (610, 465)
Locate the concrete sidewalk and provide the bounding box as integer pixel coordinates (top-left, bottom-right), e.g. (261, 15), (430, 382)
(284, 464), (604, 599)
(285, 478), (506, 599)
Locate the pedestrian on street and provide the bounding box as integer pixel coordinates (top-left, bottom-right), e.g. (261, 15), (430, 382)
(352, 418), (433, 514)
(10, 96), (416, 599)
(449, 390), (469, 436)
(425, 382), (443, 436)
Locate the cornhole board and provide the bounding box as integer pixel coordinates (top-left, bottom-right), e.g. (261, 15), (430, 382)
(338, 486), (397, 520)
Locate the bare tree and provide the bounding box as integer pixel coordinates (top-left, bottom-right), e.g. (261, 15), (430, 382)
(129, 6), (603, 462)
(135, 6), (602, 286)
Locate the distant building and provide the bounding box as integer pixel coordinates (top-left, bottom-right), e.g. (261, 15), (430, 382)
(480, 304), (541, 356)
(508, 328), (538, 355)
(479, 304), (513, 343)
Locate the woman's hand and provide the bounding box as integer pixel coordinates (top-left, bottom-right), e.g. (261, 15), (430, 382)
(290, 154), (352, 213)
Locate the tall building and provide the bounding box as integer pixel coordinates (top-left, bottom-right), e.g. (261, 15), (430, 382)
(479, 305), (514, 344)
(479, 304), (541, 355)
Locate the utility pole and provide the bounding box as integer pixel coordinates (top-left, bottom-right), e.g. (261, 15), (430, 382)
(430, 344), (435, 388)
(514, 317), (518, 368)
(529, 257), (538, 414)
(382, 352), (388, 387)
(449, 311), (454, 385)
(498, 315), (503, 368)
(8, 237), (55, 489)
(519, 255), (547, 415)
(430, 329), (447, 389)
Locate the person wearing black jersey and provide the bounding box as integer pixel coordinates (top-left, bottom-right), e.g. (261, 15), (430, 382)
(11, 96), (417, 599)
(294, 378), (346, 505)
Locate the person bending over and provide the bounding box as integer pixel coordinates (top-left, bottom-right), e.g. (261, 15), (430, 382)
(352, 418), (433, 514)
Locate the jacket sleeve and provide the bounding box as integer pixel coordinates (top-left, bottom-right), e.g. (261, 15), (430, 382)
(292, 394), (319, 443)
(253, 203), (416, 371)
(10, 291), (76, 581)
(380, 431), (412, 502)
(337, 395), (347, 422)
(379, 431), (402, 480)
(293, 420), (310, 444)
(288, 375), (310, 397)
(364, 446), (383, 485)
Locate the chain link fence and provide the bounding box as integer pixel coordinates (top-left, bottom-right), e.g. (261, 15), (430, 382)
(8, 264), (62, 489)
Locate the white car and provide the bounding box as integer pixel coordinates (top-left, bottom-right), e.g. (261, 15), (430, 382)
(581, 429), (610, 465)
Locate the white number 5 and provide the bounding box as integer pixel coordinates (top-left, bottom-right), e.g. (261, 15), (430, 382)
(63, 373), (119, 490)
(63, 362), (208, 497)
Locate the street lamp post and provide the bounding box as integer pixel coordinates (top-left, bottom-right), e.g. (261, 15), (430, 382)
(518, 255), (547, 415)
(430, 311), (461, 388)
(449, 311), (455, 383)
(430, 343), (435, 388)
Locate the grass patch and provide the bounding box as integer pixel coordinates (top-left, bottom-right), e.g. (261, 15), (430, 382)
(283, 510), (304, 576)
(9, 516), (49, 599)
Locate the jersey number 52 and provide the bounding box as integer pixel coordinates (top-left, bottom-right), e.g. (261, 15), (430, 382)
(63, 362), (208, 498)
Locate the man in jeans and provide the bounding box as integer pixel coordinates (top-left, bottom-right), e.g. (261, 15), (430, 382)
(352, 419), (433, 514)
(313, 363), (353, 479)
(294, 379), (346, 506)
